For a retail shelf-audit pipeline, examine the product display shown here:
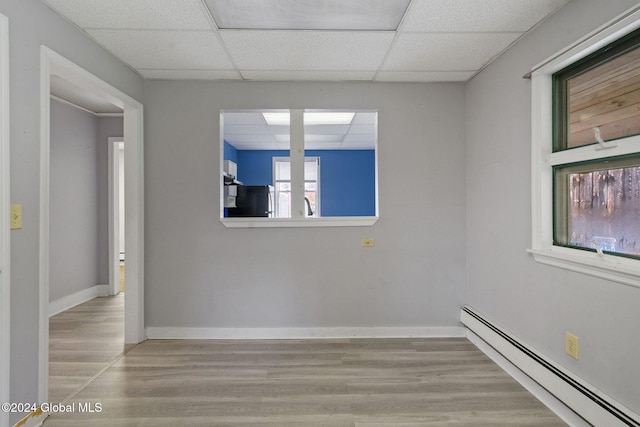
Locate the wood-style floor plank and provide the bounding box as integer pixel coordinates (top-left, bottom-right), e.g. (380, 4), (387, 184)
(44, 298), (566, 426)
(48, 294), (125, 404)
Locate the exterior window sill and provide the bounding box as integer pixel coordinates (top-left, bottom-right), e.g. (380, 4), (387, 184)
(528, 247), (640, 289)
(221, 216), (378, 228)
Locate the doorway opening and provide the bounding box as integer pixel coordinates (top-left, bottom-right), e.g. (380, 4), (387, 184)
(39, 46), (144, 403)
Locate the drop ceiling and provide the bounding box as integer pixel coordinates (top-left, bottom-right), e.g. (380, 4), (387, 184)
(41, 0), (570, 83)
(223, 110), (377, 150)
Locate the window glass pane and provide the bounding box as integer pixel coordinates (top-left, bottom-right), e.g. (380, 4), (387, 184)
(221, 109), (288, 218)
(555, 30), (640, 150)
(276, 181), (291, 191)
(274, 159), (292, 218)
(303, 109), (377, 217)
(276, 182), (291, 218)
(303, 159), (319, 217)
(304, 159), (317, 181)
(555, 159), (640, 257)
(275, 159), (291, 181)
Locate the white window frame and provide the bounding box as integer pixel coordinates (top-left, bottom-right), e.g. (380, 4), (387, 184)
(529, 5), (640, 289)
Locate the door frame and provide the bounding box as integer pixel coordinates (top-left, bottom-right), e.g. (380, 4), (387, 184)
(39, 46), (145, 402)
(108, 137), (124, 296)
(0, 13), (10, 427)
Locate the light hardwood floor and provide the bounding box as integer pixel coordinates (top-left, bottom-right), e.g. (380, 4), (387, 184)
(48, 294), (125, 404)
(45, 299), (566, 426)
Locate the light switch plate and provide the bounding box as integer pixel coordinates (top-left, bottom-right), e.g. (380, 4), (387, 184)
(10, 204), (22, 230)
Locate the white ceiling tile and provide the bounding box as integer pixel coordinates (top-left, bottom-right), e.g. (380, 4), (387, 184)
(347, 124), (376, 135)
(225, 134), (278, 144)
(268, 125), (290, 135)
(239, 70), (376, 81)
(351, 112), (377, 125)
(376, 71), (475, 82)
(401, 0), (569, 32)
(139, 69), (240, 80)
(205, 0), (411, 31)
(304, 135), (345, 143)
(43, 0), (212, 30)
(340, 141), (375, 149)
(305, 125), (350, 135)
(343, 134), (376, 143)
(306, 142), (343, 150)
(86, 30), (235, 70)
(221, 31), (395, 71)
(232, 142), (279, 150)
(228, 135), (279, 143)
(382, 33), (520, 71)
(224, 125), (271, 134)
(272, 135), (348, 143)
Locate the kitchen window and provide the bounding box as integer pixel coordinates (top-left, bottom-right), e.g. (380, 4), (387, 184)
(529, 5), (640, 287)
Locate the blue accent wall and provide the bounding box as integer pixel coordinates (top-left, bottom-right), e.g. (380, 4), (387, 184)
(223, 140), (238, 164)
(233, 149), (375, 217)
(314, 150), (376, 217)
(236, 150), (288, 186)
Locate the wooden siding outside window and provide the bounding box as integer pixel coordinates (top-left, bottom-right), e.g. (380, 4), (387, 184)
(555, 29), (640, 149)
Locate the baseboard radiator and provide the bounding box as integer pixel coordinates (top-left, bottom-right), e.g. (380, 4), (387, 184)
(461, 305), (640, 427)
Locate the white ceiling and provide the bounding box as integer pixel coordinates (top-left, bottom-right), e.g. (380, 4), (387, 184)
(41, 0), (570, 83)
(223, 110), (376, 150)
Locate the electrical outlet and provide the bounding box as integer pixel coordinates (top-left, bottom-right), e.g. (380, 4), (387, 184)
(361, 238), (375, 247)
(566, 332), (579, 359)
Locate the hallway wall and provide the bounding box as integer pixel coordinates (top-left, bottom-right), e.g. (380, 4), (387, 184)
(49, 99), (98, 302)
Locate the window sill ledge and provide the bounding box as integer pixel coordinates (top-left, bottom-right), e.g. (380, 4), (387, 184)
(221, 216), (378, 228)
(527, 247), (640, 289)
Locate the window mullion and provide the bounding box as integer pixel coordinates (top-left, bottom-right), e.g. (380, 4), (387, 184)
(289, 109), (305, 219)
(549, 135), (640, 166)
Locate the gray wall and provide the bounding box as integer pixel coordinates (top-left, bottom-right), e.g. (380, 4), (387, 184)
(145, 81), (467, 329)
(97, 117), (123, 285)
(49, 99), (98, 302)
(466, 0), (640, 414)
(50, 103), (123, 302)
(2, 0), (143, 422)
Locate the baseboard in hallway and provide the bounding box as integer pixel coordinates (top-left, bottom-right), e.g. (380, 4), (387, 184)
(48, 285), (110, 318)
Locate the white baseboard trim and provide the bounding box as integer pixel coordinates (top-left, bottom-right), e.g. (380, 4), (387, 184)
(49, 284), (109, 317)
(461, 305), (640, 427)
(146, 326), (467, 340)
